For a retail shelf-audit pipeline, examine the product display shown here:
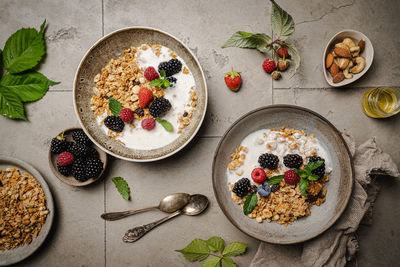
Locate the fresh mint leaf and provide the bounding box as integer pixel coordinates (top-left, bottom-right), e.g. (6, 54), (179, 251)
(307, 160), (324, 171)
(222, 31), (272, 53)
(299, 178), (308, 196)
(149, 79), (163, 87)
(0, 85), (26, 120)
(163, 79), (171, 88)
(270, 0), (295, 41)
(206, 236), (225, 253)
(267, 174), (285, 185)
(221, 257), (237, 267)
(284, 42), (301, 74)
(160, 69), (166, 78)
(222, 242), (247, 257)
(109, 97), (122, 116)
(112, 177), (130, 200)
(0, 72), (58, 102)
(294, 169), (309, 178)
(176, 239), (210, 262)
(308, 174), (320, 181)
(202, 257), (221, 267)
(2, 25), (45, 73)
(156, 118), (173, 132)
(243, 193), (258, 215)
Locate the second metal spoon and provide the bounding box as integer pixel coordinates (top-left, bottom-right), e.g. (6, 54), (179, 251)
(100, 193), (190, 221)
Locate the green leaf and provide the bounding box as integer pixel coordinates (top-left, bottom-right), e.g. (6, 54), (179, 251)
(270, 0), (295, 41)
(221, 257), (237, 267)
(0, 72), (58, 102)
(284, 42), (301, 74)
(2, 25), (45, 73)
(222, 31), (272, 53)
(307, 160), (324, 171)
(299, 178), (309, 196)
(156, 118), (173, 132)
(206, 236), (225, 253)
(160, 69), (166, 78)
(176, 239), (210, 262)
(267, 174), (284, 185)
(112, 177), (130, 200)
(149, 79), (164, 87)
(243, 193), (258, 215)
(222, 242), (247, 257)
(202, 257), (221, 267)
(39, 20), (46, 37)
(308, 174), (320, 181)
(108, 97), (122, 116)
(0, 85), (26, 120)
(294, 169), (309, 178)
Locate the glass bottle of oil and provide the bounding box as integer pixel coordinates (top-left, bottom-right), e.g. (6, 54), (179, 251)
(362, 87), (400, 118)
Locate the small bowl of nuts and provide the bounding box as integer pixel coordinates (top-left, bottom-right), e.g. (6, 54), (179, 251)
(323, 30), (374, 87)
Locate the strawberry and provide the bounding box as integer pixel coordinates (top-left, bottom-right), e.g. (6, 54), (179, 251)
(277, 47), (289, 58)
(224, 68), (242, 91)
(138, 88), (153, 108)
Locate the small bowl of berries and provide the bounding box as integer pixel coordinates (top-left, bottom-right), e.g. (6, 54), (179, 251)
(48, 127), (108, 186)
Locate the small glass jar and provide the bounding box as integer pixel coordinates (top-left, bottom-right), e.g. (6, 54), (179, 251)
(361, 87), (400, 118)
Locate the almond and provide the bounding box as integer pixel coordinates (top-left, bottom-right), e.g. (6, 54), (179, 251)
(333, 72), (345, 83)
(325, 53), (334, 69)
(329, 63), (339, 77)
(334, 47), (351, 58)
(358, 39), (365, 53)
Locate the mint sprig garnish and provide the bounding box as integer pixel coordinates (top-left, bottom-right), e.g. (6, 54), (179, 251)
(243, 193), (258, 215)
(112, 176), (131, 200)
(149, 69), (171, 89)
(176, 236), (247, 266)
(108, 97), (122, 116)
(267, 174), (285, 185)
(222, 0), (300, 73)
(156, 118), (173, 132)
(294, 160), (324, 196)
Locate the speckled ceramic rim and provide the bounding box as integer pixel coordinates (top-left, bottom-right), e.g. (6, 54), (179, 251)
(0, 156), (54, 266)
(212, 105), (354, 244)
(73, 27), (208, 162)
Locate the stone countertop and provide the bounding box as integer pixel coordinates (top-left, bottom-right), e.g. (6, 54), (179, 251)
(0, 0), (399, 266)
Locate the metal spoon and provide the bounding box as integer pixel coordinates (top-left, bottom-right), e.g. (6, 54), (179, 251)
(123, 194), (209, 243)
(101, 193), (190, 221)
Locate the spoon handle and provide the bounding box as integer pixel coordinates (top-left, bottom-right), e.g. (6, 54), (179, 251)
(123, 210), (182, 243)
(101, 206), (158, 221)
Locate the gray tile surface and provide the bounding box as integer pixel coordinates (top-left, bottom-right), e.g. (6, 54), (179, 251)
(0, 0), (399, 266)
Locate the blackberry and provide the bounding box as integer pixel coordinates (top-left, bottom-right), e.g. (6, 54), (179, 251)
(158, 59), (182, 77)
(72, 158), (88, 182)
(51, 137), (67, 154)
(258, 153), (279, 170)
(308, 156), (326, 178)
(72, 130), (92, 146)
(270, 184), (280, 193)
(149, 98), (172, 118)
(250, 185), (258, 194)
(57, 164), (71, 176)
(306, 194), (318, 203)
(134, 108), (144, 117)
(283, 154), (303, 169)
(232, 178), (250, 198)
(87, 147), (100, 159)
(85, 158), (103, 178)
(70, 143), (89, 158)
(166, 76), (177, 87)
(104, 115), (124, 132)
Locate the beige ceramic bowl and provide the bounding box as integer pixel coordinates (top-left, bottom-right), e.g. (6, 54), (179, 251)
(323, 29), (374, 87)
(73, 27), (207, 162)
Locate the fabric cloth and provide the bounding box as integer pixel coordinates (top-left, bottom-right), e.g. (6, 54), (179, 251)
(250, 132), (400, 267)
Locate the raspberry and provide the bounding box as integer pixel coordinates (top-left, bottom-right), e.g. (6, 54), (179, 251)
(277, 47), (289, 58)
(104, 115), (125, 132)
(251, 168), (267, 183)
(308, 156), (326, 178)
(283, 154), (303, 169)
(149, 97), (171, 118)
(141, 118), (156, 130)
(85, 158), (103, 178)
(72, 158), (87, 182)
(144, 66), (159, 81)
(284, 169), (300, 185)
(232, 178), (250, 198)
(258, 153), (279, 170)
(57, 164), (71, 176)
(158, 59), (182, 77)
(57, 152), (75, 166)
(72, 130), (92, 146)
(119, 108), (134, 123)
(262, 59), (276, 73)
(138, 88), (153, 108)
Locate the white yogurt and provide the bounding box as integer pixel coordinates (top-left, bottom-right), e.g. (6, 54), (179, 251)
(226, 129), (330, 186)
(96, 45), (196, 150)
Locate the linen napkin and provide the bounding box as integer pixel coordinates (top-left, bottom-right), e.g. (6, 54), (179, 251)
(250, 131), (400, 267)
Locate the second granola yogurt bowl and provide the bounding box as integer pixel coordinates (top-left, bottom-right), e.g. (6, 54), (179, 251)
(73, 27), (207, 161)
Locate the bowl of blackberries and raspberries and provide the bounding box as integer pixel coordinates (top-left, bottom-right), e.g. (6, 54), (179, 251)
(48, 128), (108, 186)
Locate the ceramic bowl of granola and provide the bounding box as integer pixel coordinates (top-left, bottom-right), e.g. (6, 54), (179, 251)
(212, 105), (353, 244)
(73, 27), (207, 161)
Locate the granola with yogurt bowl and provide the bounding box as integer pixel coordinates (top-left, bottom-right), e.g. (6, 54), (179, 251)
(227, 127), (331, 226)
(90, 43), (197, 150)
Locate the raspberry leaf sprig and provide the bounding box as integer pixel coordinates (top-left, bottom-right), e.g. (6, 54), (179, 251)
(222, 0), (300, 73)
(294, 160), (324, 196)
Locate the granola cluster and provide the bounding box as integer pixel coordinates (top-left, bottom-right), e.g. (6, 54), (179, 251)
(0, 168), (49, 251)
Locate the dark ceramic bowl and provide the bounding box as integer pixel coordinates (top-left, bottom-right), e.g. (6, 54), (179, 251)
(212, 105), (354, 244)
(73, 27), (207, 162)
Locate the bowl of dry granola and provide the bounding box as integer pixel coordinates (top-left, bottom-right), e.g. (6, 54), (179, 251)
(212, 105), (353, 244)
(73, 27), (207, 161)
